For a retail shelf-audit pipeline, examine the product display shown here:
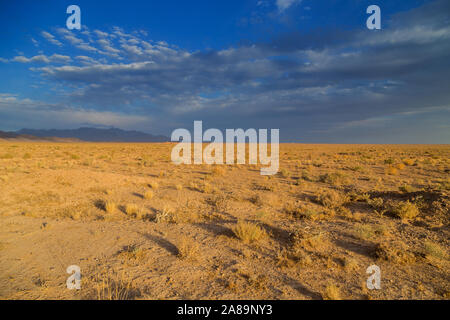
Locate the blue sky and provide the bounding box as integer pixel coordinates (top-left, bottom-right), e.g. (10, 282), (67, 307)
(0, 0), (449, 143)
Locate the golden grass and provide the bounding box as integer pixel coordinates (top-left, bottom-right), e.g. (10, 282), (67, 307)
(144, 190), (154, 200)
(424, 241), (447, 261)
(1, 142), (449, 300)
(105, 201), (117, 214)
(392, 201), (420, 221)
(323, 284), (341, 300)
(93, 272), (139, 300)
(232, 221), (267, 244)
(316, 189), (349, 209)
(149, 181), (159, 189)
(177, 236), (200, 260)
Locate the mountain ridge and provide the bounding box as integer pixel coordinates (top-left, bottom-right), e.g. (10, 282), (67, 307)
(14, 127), (169, 142)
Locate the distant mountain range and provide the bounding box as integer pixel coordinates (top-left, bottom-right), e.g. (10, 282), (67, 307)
(0, 127), (169, 142)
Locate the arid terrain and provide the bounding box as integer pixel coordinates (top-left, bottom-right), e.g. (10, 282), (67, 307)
(0, 142), (448, 300)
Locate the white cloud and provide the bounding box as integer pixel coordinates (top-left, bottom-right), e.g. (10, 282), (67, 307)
(12, 54), (71, 64)
(0, 94), (153, 130)
(31, 38), (39, 47)
(41, 31), (62, 46)
(94, 30), (109, 38)
(276, 0), (302, 12)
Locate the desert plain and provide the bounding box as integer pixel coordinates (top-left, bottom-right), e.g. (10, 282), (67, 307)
(0, 142), (448, 299)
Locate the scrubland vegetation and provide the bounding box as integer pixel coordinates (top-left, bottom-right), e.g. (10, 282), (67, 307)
(0, 143), (448, 299)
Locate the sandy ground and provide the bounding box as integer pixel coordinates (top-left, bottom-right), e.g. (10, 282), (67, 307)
(0, 142), (448, 300)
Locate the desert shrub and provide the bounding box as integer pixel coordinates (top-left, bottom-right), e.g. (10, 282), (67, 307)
(23, 153), (32, 159)
(343, 257), (359, 272)
(158, 171), (166, 178)
(396, 163), (406, 170)
(384, 158), (395, 165)
(323, 284), (341, 300)
(233, 221), (267, 244)
(367, 197), (384, 210)
(125, 204), (139, 215)
(424, 241), (447, 261)
(354, 224), (388, 240)
(403, 159), (415, 166)
(373, 241), (415, 264)
(144, 190), (154, 200)
(392, 201), (419, 220)
(301, 170), (315, 182)
(211, 166), (226, 176)
(105, 201), (117, 214)
(118, 245), (147, 262)
(291, 230), (331, 254)
(279, 168), (291, 178)
(175, 184), (183, 191)
(149, 181), (159, 189)
(207, 193), (229, 212)
(125, 204), (145, 219)
(319, 172), (347, 185)
(284, 203), (326, 221)
(155, 206), (175, 223)
(348, 192), (370, 202)
(190, 181), (214, 193)
(249, 194), (263, 206)
(385, 166), (398, 175)
(398, 184), (415, 193)
(316, 189), (349, 209)
(91, 272), (140, 300)
(177, 236), (200, 260)
(254, 181), (278, 192)
(0, 153), (13, 159)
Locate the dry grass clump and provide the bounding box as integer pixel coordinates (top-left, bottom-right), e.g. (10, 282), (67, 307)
(367, 197), (387, 216)
(0, 153), (14, 159)
(207, 193), (229, 212)
(403, 159), (415, 166)
(144, 190), (154, 200)
(125, 204), (145, 219)
(105, 201), (117, 214)
(316, 189), (349, 209)
(343, 257), (359, 272)
(189, 181), (214, 193)
(254, 181), (278, 192)
(125, 203), (139, 215)
(175, 184), (183, 191)
(232, 221), (267, 244)
(319, 172), (347, 185)
(148, 181), (159, 189)
(211, 166), (226, 176)
(284, 202), (327, 221)
(91, 272), (140, 300)
(249, 194), (263, 206)
(177, 236), (200, 260)
(385, 166), (398, 175)
(155, 206), (175, 223)
(396, 163), (406, 170)
(373, 241), (415, 264)
(423, 241), (447, 261)
(392, 200), (420, 221)
(354, 224), (389, 241)
(398, 184), (415, 193)
(291, 230), (331, 254)
(118, 245), (147, 262)
(323, 284), (342, 300)
(279, 168), (291, 178)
